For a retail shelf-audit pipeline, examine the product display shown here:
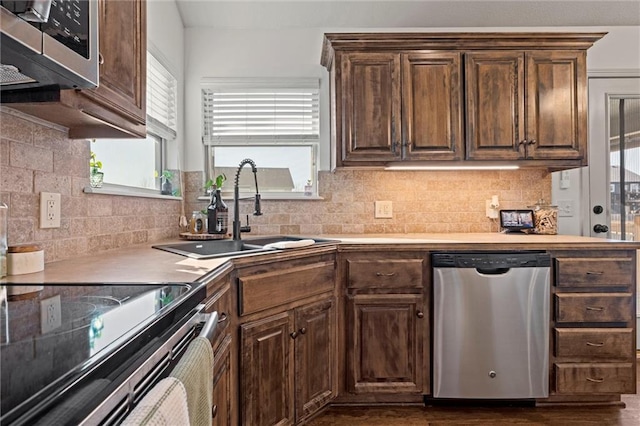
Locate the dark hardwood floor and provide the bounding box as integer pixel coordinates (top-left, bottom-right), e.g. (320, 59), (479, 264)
(309, 360), (640, 425)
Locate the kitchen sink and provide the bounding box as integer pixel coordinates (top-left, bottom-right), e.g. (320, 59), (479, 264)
(152, 240), (270, 259)
(152, 235), (340, 259)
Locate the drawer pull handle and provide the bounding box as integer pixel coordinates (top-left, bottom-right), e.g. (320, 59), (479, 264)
(376, 272), (396, 277)
(586, 377), (605, 383)
(586, 341), (605, 347)
(586, 306), (604, 311)
(218, 313), (228, 323)
(586, 271), (604, 276)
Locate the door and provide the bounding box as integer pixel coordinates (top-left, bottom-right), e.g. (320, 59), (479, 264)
(340, 52), (401, 163)
(294, 299), (336, 422)
(525, 50), (587, 161)
(465, 51), (525, 160)
(402, 52), (464, 161)
(240, 312), (294, 426)
(587, 78), (640, 239)
(346, 293), (427, 394)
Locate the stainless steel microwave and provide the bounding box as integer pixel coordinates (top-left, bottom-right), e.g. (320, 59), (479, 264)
(0, 0), (98, 91)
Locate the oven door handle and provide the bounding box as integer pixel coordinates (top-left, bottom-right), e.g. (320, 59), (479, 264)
(197, 309), (220, 344)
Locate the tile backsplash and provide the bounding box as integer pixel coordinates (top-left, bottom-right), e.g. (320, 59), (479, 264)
(1, 108), (551, 263)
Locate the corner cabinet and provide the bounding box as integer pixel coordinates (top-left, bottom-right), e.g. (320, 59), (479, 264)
(2, 0), (146, 138)
(321, 32), (605, 170)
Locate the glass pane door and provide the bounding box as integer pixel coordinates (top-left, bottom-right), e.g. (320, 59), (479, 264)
(609, 97), (640, 240)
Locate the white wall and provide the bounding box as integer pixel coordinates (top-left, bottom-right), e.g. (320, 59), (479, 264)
(147, 0), (185, 171)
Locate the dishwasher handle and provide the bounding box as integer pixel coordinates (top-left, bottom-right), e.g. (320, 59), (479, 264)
(475, 267), (510, 275)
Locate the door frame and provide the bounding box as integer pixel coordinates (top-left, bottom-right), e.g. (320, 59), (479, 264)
(583, 76), (640, 237)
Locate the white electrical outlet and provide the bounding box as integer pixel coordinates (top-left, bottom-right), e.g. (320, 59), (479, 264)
(486, 199), (499, 219)
(41, 295), (62, 334)
(374, 201), (393, 218)
(40, 192), (61, 228)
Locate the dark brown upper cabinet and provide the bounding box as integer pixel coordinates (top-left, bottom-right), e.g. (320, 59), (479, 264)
(321, 32), (605, 171)
(466, 50), (587, 164)
(2, 0), (146, 139)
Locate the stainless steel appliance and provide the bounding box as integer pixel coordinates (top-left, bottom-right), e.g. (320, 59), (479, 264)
(0, 283), (212, 425)
(0, 0), (98, 90)
(432, 251), (550, 399)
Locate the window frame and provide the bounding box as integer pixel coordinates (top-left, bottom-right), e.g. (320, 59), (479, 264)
(201, 78), (321, 200)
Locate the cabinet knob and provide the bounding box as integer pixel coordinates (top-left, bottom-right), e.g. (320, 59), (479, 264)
(299, 327), (307, 335)
(527, 139), (537, 145)
(593, 224), (609, 233)
(218, 313), (228, 323)
(416, 311), (424, 319)
(212, 404), (218, 418)
(290, 331), (299, 339)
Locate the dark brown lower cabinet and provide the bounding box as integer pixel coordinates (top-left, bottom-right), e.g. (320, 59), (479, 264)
(212, 335), (232, 426)
(240, 298), (336, 426)
(346, 294), (427, 394)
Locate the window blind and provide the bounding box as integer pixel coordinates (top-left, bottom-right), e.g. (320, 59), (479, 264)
(147, 52), (177, 139)
(202, 80), (319, 143)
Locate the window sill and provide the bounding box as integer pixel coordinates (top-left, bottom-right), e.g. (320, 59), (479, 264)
(197, 193), (324, 202)
(83, 183), (182, 200)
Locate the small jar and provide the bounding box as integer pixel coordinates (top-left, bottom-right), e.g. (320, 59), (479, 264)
(528, 199), (558, 235)
(189, 211), (205, 234)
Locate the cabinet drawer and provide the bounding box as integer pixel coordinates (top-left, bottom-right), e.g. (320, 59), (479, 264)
(204, 282), (232, 349)
(347, 259), (424, 289)
(555, 257), (633, 288)
(239, 261), (335, 315)
(555, 293), (632, 323)
(554, 328), (633, 359)
(555, 363), (635, 394)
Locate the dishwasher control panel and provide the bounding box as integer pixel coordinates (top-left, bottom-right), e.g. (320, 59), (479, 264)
(432, 252), (551, 269)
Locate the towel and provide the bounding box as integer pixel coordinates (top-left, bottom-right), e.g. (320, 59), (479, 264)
(121, 377), (189, 426)
(169, 336), (214, 426)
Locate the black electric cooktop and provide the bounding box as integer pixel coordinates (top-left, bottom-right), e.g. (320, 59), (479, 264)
(0, 283), (200, 423)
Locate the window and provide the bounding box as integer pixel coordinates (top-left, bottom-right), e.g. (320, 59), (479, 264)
(91, 52), (178, 194)
(201, 78), (320, 197)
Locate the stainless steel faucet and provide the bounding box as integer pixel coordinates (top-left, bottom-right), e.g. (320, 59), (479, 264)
(233, 158), (262, 240)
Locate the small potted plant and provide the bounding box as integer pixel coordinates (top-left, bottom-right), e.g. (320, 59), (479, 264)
(89, 151), (104, 188)
(160, 170), (174, 195)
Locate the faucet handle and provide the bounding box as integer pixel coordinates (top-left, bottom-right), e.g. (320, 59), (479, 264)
(240, 214), (252, 233)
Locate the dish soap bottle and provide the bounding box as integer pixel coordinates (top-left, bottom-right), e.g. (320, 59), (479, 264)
(207, 188), (228, 235)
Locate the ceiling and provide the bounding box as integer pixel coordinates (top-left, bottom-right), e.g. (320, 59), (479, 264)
(175, 0), (640, 29)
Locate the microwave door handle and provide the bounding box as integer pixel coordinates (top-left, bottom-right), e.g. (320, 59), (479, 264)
(19, 0), (52, 23)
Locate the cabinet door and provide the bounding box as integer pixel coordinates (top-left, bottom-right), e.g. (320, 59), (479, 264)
(212, 335), (232, 426)
(347, 294), (427, 394)
(294, 299), (336, 422)
(525, 50), (587, 162)
(465, 51), (525, 160)
(62, 0), (147, 138)
(240, 312), (294, 426)
(402, 52), (464, 161)
(340, 52), (402, 163)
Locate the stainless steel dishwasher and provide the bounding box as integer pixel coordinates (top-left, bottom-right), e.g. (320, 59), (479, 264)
(432, 252), (550, 399)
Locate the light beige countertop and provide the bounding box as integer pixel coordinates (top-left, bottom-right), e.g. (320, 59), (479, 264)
(2, 233), (638, 284)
